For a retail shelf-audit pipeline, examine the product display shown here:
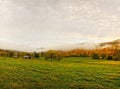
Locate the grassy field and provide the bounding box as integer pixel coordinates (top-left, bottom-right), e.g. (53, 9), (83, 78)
(0, 57), (120, 89)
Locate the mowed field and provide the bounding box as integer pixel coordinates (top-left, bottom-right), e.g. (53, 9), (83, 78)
(0, 57), (120, 89)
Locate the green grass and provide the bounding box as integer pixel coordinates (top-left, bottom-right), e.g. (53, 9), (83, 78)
(0, 57), (120, 89)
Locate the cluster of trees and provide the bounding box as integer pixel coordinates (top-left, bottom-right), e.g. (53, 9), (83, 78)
(0, 49), (19, 57)
(44, 44), (120, 61)
(92, 43), (120, 61)
(0, 49), (40, 59)
(0, 43), (120, 61)
(92, 48), (120, 61)
(45, 50), (64, 61)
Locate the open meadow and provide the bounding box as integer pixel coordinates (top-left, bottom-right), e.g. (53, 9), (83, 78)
(0, 57), (120, 89)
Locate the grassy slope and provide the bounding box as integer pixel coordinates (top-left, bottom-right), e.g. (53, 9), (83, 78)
(0, 57), (120, 89)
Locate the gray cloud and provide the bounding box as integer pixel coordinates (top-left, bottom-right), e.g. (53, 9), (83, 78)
(0, 0), (120, 51)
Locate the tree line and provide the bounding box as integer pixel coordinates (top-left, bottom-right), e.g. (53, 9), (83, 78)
(0, 44), (120, 61)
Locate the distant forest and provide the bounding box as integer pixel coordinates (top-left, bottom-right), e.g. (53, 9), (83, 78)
(0, 39), (120, 61)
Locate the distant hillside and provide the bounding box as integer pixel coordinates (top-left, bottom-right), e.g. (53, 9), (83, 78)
(47, 42), (99, 51)
(49, 39), (120, 51)
(0, 41), (35, 52)
(0, 48), (21, 53)
(0, 39), (120, 52)
(99, 39), (120, 48)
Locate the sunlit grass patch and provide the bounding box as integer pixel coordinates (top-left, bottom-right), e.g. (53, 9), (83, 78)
(0, 57), (120, 89)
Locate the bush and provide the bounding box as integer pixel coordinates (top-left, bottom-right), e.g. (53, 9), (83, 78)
(33, 52), (39, 58)
(45, 50), (64, 61)
(107, 55), (113, 60)
(80, 54), (88, 57)
(113, 55), (120, 61)
(92, 53), (99, 59)
(100, 53), (106, 59)
(107, 55), (120, 61)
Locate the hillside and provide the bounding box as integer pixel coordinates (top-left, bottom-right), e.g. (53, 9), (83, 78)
(99, 39), (120, 49)
(49, 39), (120, 51)
(0, 39), (120, 52)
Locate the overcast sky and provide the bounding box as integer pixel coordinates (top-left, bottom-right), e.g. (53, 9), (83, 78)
(0, 0), (120, 51)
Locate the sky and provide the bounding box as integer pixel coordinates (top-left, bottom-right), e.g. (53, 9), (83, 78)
(0, 0), (120, 51)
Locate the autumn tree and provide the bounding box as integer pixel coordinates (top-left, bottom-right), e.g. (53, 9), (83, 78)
(55, 51), (64, 61)
(45, 50), (56, 61)
(45, 50), (64, 61)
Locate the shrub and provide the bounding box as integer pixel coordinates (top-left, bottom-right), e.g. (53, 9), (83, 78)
(45, 50), (64, 61)
(107, 55), (113, 60)
(33, 52), (39, 58)
(92, 53), (99, 59)
(113, 55), (120, 61)
(80, 54), (88, 57)
(100, 53), (106, 59)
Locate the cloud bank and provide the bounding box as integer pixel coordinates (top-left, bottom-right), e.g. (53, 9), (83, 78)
(0, 0), (120, 51)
